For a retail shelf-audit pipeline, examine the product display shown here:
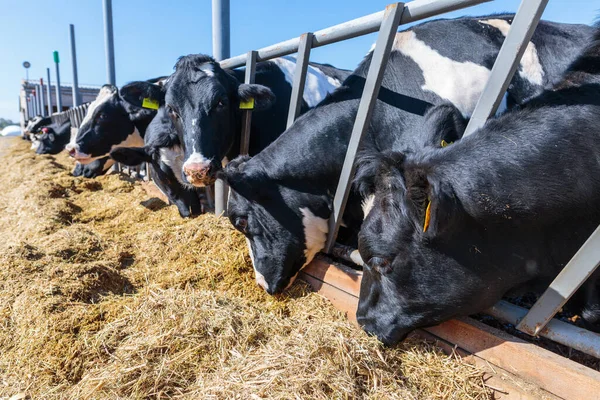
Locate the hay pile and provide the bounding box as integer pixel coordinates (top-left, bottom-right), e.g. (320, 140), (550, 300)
(0, 137), (492, 399)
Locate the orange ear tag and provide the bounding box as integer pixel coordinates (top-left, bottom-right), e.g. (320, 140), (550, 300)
(423, 200), (432, 232)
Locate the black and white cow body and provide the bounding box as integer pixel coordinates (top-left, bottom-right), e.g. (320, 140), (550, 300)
(221, 16), (595, 294)
(110, 106), (204, 218)
(354, 28), (600, 345)
(119, 55), (350, 187)
(33, 119), (72, 155)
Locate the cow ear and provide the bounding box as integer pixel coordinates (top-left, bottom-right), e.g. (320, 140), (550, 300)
(354, 149), (406, 198)
(120, 81), (165, 109)
(110, 146), (152, 166)
(422, 103), (467, 148)
(237, 84), (276, 111)
(403, 165), (459, 238)
(218, 155), (268, 199)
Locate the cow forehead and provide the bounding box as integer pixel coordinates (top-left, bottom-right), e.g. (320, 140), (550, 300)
(80, 86), (118, 129)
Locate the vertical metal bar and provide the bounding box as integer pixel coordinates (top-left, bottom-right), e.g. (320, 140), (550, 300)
(39, 80), (46, 116)
(103, 0), (116, 85)
(36, 85), (43, 116)
(325, 3), (404, 252)
(46, 68), (53, 115)
(54, 54), (63, 112)
(517, 225), (600, 336)
(32, 93), (38, 117)
(240, 50), (257, 155)
(286, 32), (314, 129)
(212, 0), (230, 216)
(69, 24), (81, 107)
(463, 0), (549, 137)
(212, 0), (230, 61)
(144, 162), (151, 182)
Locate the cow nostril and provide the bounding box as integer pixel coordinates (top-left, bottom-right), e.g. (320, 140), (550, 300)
(68, 148), (76, 157)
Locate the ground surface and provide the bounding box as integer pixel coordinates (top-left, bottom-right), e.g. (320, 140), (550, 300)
(0, 137), (492, 399)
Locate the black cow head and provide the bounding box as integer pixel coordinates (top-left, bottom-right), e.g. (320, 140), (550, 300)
(66, 84), (153, 164)
(120, 54), (276, 187)
(36, 122), (71, 155)
(352, 104), (516, 346)
(220, 156), (331, 294)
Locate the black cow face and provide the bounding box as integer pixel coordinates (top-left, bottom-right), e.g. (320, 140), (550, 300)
(355, 150), (501, 345)
(222, 157), (331, 294)
(122, 55), (276, 187)
(35, 122), (71, 155)
(66, 85), (145, 164)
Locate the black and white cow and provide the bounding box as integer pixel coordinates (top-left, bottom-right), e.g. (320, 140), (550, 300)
(110, 106), (204, 217)
(353, 27), (600, 345)
(71, 156), (115, 179)
(65, 82), (161, 165)
(31, 119), (72, 155)
(24, 116), (52, 140)
(220, 15), (595, 294)
(118, 55), (350, 187)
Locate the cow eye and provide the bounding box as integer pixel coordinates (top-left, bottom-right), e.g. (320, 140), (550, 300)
(97, 113), (108, 120)
(367, 257), (392, 274)
(234, 216), (248, 233)
(166, 104), (179, 119)
(216, 98), (228, 109)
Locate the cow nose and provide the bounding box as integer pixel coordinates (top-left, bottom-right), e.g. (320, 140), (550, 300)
(68, 148), (76, 157)
(183, 163), (213, 185)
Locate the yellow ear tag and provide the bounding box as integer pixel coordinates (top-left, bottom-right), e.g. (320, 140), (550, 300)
(440, 139), (449, 148)
(239, 98), (255, 110)
(142, 97), (159, 110)
(423, 200), (432, 232)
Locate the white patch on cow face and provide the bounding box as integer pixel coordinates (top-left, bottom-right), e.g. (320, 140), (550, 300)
(72, 127), (144, 165)
(479, 19), (544, 86)
(31, 138), (40, 151)
(159, 145), (188, 187)
(199, 64), (215, 77)
(393, 31), (492, 116)
(183, 151), (211, 168)
(299, 207), (329, 268)
(246, 238), (269, 291)
(362, 194), (375, 220)
(79, 86), (116, 130)
(271, 56), (340, 108)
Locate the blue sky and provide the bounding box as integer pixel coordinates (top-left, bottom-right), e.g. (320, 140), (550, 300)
(0, 0), (597, 121)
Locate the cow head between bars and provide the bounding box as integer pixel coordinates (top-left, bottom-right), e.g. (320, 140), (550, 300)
(118, 54), (276, 187)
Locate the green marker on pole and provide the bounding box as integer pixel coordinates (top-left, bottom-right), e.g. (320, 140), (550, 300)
(53, 51), (60, 64)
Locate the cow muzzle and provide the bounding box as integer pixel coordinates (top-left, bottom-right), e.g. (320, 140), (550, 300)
(183, 162), (216, 186)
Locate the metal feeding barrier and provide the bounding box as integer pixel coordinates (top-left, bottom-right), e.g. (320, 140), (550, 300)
(216, 0), (600, 358)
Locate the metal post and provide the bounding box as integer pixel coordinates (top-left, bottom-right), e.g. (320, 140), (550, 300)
(517, 225), (600, 336)
(103, 0), (116, 85)
(463, 0), (549, 136)
(212, 0), (230, 61)
(286, 33), (314, 129)
(54, 51), (63, 112)
(46, 68), (53, 115)
(240, 51), (257, 155)
(36, 85), (42, 116)
(32, 93), (37, 117)
(39, 80), (46, 116)
(212, 0), (230, 216)
(69, 24), (81, 107)
(325, 3), (405, 252)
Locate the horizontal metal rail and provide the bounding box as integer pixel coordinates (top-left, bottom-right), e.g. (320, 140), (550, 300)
(220, 0), (492, 69)
(488, 300), (600, 359)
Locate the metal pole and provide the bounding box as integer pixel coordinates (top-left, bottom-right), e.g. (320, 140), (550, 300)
(286, 33), (314, 129)
(36, 85), (43, 116)
(220, 0), (491, 69)
(32, 93), (37, 117)
(463, 0), (549, 136)
(69, 24), (81, 107)
(46, 68), (53, 115)
(240, 51), (257, 155)
(325, 3), (405, 253)
(54, 52), (63, 112)
(39, 80), (46, 116)
(212, 0), (230, 216)
(212, 0), (230, 61)
(103, 0), (116, 85)
(516, 225), (600, 336)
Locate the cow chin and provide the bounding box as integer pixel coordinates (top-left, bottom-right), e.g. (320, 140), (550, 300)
(187, 175), (216, 187)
